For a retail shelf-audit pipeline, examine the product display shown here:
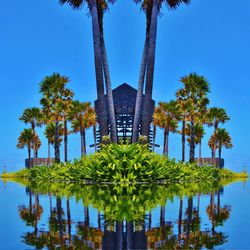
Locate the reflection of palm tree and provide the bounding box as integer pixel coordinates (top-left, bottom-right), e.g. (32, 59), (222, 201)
(178, 198), (183, 241)
(66, 198), (72, 247)
(206, 192), (231, 231)
(19, 193), (45, 249)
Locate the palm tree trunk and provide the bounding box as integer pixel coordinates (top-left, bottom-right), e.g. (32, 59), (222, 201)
(66, 199), (72, 246)
(64, 119), (68, 162)
(132, 33), (150, 143)
(47, 139), (51, 166)
(160, 205), (165, 227)
(115, 222), (123, 250)
(182, 120), (186, 162)
(80, 127), (86, 156)
(93, 125), (97, 152)
(164, 127), (169, 157)
(100, 33), (117, 143)
(178, 198), (183, 241)
(152, 125), (156, 152)
(84, 206), (89, 227)
(219, 147), (222, 160)
(54, 119), (60, 163)
(199, 140), (202, 166)
(56, 197), (63, 244)
(141, 0), (159, 137)
(90, 0), (108, 137)
(28, 147), (31, 168)
(32, 126), (37, 158)
(126, 221), (133, 250)
(186, 197), (193, 245)
(189, 118), (195, 163)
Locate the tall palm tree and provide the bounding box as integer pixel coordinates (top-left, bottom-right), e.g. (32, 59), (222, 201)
(153, 100), (180, 156)
(208, 128), (233, 160)
(97, 0), (117, 142)
(132, 0), (153, 143)
(178, 73), (210, 162)
(44, 123), (64, 166)
(17, 128), (34, 165)
(137, 0), (190, 138)
(186, 123), (205, 165)
(176, 91), (191, 162)
(59, 0), (117, 141)
(20, 107), (42, 158)
(207, 107), (230, 159)
(57, 90), (74, 162)
(40, 73), (72, 163)
(68, 101), (96, 156)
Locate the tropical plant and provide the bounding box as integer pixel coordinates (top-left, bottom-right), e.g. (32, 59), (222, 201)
(208, 128), (233, 159)
(40, 73), (72, 163)
(17, 129), (41, 166)
(153, 100), (180, 156)
(133, 0), (190, 138)
(177, 73), (210, 162)
(17, 128), (34, 163)
(68, 100), (96, 156)
(176, 91), (192, 162)
(57, 86), (74, 162)
(186, 123), (205, 165)
(44, 123), (64, 166)
(207, 107), (230, 158)
(14, 143), (243, 183)
(19, 107), (42, 158)
(59, 0), (117, 141)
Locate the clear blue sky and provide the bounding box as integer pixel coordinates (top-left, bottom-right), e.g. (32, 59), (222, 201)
(1, 0), (249, 172)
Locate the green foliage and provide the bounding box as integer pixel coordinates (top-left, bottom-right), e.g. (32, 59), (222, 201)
(11, 143), (247, 183)
(12, 180), (232, 222)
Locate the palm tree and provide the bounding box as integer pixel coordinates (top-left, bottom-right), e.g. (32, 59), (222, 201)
(57, 90), (74, 162)
(40, 73), (72, 163)
(208, 128), (233, 160)
(186, 123), (205, 165)
(153, 100), (180, 156)
(17, 128), (34, 165)
(176, 91), (192, 162)
(207, 107), (230, 159)
(68, 101), (96, 156)
(59, 0), (117, 141)
(44, 123), (64, 166)
(132, 0), (152, 143)
(97, 0), (117, 142)
(137, 0), (190, 138)
(19, 107), (42, 158)
(178, 73), (210, 162)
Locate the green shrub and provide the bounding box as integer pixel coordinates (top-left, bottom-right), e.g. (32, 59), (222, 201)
(8, 143), (247, 183)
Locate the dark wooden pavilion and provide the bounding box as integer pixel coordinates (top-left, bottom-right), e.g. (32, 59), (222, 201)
(94, 83), (155, 143)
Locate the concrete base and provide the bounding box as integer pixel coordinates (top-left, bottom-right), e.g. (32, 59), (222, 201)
(194, 158), (224, 168)
(25, 158), (55, 168)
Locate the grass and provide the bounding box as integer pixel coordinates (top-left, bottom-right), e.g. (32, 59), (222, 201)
(1, 143), (248, 183)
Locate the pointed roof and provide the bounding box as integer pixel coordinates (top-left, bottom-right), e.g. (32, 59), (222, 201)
(112, 83), (138, 107)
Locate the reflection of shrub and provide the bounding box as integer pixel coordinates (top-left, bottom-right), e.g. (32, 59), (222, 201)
(13, 143), (245, 183)
(23, 181), (228, 222)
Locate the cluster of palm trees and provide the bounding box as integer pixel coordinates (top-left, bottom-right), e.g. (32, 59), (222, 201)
(59, 0), (191, 143)
(153, 72), (233, 163)
(17, 73), (96, 163)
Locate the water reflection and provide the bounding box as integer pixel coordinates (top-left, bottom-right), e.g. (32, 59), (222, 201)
(17, 181), (232, 249)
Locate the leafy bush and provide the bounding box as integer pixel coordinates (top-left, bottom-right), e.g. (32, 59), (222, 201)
(8, 143), (247, 183)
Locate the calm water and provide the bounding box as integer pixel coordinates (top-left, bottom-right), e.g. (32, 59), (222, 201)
(0, 179), (249, 249)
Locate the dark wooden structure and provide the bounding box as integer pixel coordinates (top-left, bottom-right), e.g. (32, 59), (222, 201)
(25, 158), (55, 168)
(95, 83), (155, 143)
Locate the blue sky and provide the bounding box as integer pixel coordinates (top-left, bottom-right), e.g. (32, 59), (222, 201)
(0, 0), (249, 172)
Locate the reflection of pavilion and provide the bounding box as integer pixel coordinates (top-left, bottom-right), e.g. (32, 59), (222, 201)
(95, 83), (155, 143)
